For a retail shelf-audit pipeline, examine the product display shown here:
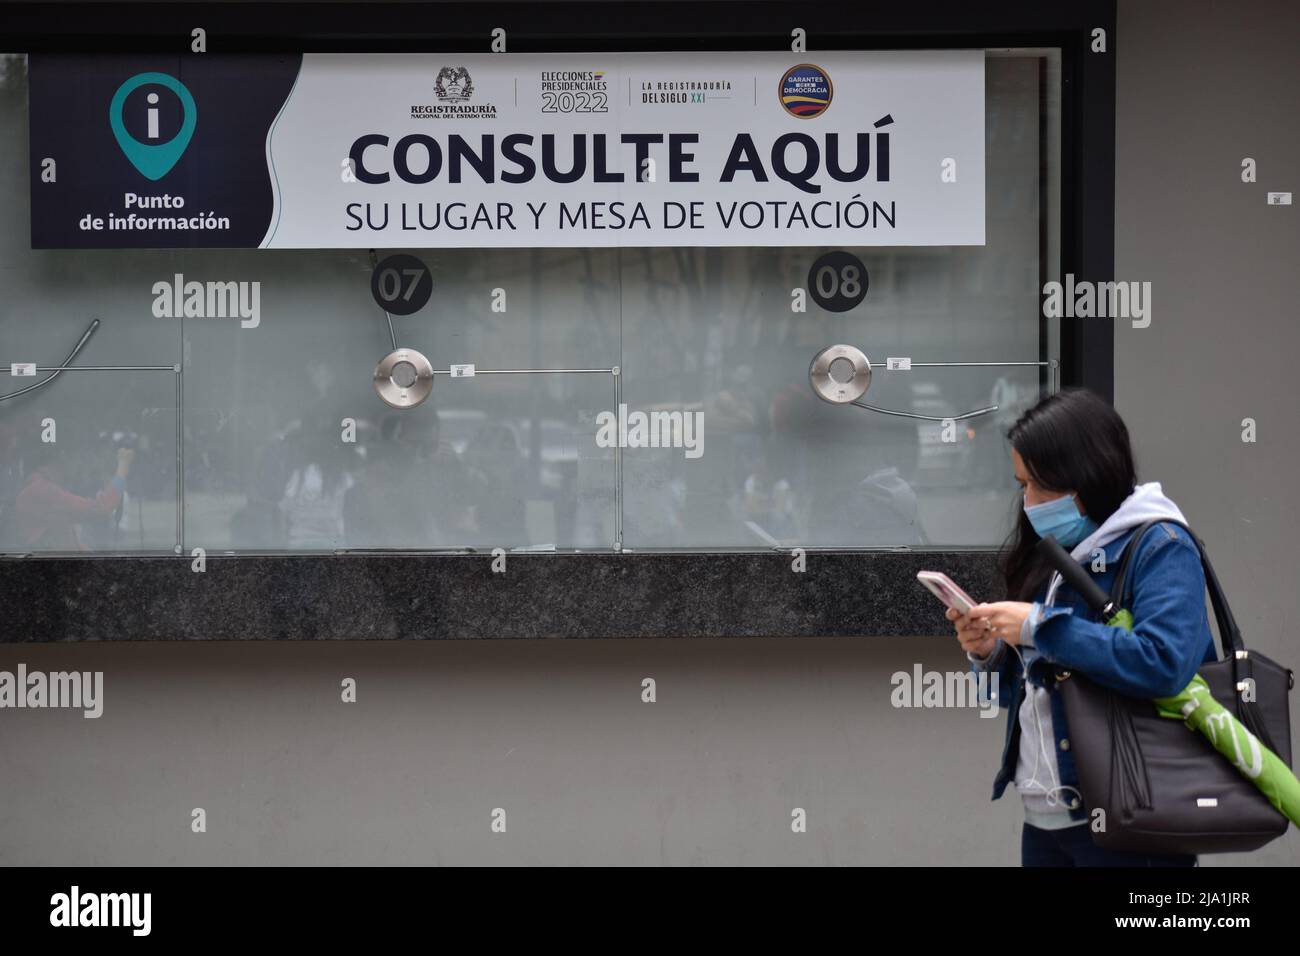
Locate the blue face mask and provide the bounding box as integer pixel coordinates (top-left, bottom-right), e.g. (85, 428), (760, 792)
(1024, 492), (1098, 548)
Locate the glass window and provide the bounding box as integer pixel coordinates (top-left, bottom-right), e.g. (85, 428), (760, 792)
(0, 50), (1060, 553)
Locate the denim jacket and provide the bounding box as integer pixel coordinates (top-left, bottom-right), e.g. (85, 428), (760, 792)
(969, 520), (1217, 824)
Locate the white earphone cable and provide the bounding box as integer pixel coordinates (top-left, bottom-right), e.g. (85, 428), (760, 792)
(1002, 640), (1084, 811)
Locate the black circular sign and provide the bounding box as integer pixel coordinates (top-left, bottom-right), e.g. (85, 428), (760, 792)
(807, 251), (868, 313)
(370, 254), (433, 316)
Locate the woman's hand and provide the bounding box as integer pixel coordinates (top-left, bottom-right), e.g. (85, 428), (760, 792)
(966, 602), (1034, 647)
(946, 606), (998, 658)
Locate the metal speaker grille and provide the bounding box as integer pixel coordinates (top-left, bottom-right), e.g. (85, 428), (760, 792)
(374, 348), (434, 409)
(809, 344), (871, 404)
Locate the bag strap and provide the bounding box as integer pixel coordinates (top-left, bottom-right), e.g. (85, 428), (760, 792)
(1107, 518), (1281, 754)
(1108, 518), (1243, 658)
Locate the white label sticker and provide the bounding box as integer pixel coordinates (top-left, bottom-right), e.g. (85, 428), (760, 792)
(1267, 192), (1292, 205)
(886, 357), (912, 370)
(450, 364), (475, 378)
(11, 362), (36, 376)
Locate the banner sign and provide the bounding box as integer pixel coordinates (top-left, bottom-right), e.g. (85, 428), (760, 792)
(29, 51), (985, 249)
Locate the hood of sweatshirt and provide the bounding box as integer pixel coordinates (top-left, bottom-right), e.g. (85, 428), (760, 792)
(1043, 481), (1187, 606)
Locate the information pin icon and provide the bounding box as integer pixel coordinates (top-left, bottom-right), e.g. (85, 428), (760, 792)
(109, 72), (197, 181)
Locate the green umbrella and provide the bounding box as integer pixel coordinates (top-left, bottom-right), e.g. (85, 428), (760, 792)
(1105, 608), (1300, 826)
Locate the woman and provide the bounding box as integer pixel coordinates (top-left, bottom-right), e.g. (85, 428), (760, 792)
(949, 388), (1215, 867)
(15, 443), (134, 551)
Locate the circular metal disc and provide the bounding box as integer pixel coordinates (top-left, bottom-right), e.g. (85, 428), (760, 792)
(809, 344), (871, 404)
(374, 348), (434, 409)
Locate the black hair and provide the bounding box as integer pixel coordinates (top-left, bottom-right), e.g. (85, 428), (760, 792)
(26, 439), (62, 473)
(1000, 388), (1138, 600)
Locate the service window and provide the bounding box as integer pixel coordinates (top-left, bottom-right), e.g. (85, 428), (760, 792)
(0, 48), (1060, 553)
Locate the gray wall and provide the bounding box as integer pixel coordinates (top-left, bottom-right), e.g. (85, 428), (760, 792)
(2, 0), (1298, 865)
(1112, 0), (1300, 865)
(2, 639), (1014, 865)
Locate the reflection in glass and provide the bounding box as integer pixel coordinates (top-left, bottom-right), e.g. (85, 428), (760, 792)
(0, 52), (1058, 553)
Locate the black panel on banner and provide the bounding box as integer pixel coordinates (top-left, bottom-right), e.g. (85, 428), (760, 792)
(28, 53), (302, 248)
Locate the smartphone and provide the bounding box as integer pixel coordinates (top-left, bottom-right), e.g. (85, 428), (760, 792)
(916, 571), (978, 615)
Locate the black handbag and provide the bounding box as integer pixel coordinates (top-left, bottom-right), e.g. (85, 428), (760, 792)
(1053, 519), (1294, 855)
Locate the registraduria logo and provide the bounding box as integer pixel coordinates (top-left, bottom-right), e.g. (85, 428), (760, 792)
(109, 72), (197, 180)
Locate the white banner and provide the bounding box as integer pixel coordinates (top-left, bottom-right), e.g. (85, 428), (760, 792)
(261, 50), (985, 248)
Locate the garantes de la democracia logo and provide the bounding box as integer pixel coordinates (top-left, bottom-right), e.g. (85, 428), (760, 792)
(779, 64), (832, 118)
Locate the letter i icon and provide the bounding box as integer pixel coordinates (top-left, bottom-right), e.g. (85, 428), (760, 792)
(109, 72), (197, 181)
